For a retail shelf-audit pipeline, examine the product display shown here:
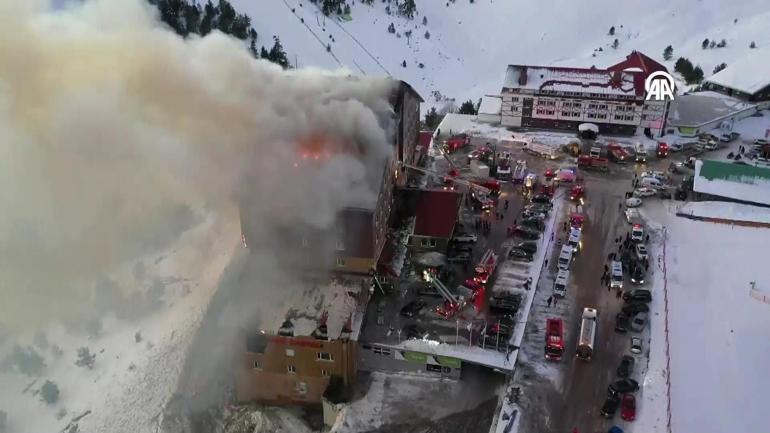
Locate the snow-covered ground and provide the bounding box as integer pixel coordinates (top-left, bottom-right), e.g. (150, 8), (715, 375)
(0, 207), (241, 433)
(636, 200), (770, 433)
(238, 0), (770, 106)
(679, 201), (770, 224)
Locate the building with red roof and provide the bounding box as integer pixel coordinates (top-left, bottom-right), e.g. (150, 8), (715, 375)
(409, 189), (462, 252)
(500, 51), (670, 137)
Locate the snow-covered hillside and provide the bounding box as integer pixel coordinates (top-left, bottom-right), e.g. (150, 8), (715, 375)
(238, 0), (770, 106)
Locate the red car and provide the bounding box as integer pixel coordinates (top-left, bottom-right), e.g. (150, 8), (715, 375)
(620, 393), (636, 421)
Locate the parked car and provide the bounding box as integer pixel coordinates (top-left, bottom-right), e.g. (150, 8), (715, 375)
(635, 243), (649, 260)
(520, 210), (547, 221)
(625, 197), (643, 208)
(630, 336), (642, 354)
(631, 224), (644, 242)
(524, 203), (552, 215)
(530, 194), (553, 207)
(633, 187), (656, 198)
(600, 395), (621, 419)
(515, 241), (538, 254)
(630, 265), (645, 284)
(625, 208), (642, 225)
(403, 323), (430, 340)
(615, 312), (629, 333)
(617, 355), (635, 378)
(640, 170), (668, 181)
(719, 132), (740, 142)
(622, 302), (650, 316)
(630, 312), (648, 332)
(453, 233), (478, 243)
(489, 294), (521, 315)
(620, 394), (636, 421)
(521, 218), (545, 231)
(399, 299), (427, 318)
(508, 248), (534, 262)
(608, 378), (640, 397)
(754, 138), (769, 146)
(416, 285), (442, 298)
(623, 289), (652, 303)
(513, 225), (541, 240)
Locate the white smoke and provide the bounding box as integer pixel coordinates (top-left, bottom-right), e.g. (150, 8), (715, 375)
(0, 0), (397, 330)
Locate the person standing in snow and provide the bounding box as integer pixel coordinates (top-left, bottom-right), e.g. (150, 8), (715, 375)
(547, 296), (553, 308)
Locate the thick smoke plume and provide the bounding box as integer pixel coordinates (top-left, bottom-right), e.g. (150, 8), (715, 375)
(0, 0), (396, 330)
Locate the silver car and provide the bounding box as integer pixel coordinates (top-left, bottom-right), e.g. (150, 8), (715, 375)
(630, 336), (642, 354)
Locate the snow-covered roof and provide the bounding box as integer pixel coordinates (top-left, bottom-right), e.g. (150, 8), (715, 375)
(478, 96), (502, 115)
(667, 92), (757, 127)
(277, 277), (369, 340)
(705, 52), (770, 95)
(694, 160), (770, 206)
(502, 65), (642, 96)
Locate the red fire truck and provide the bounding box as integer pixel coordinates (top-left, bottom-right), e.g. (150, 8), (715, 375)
(444, 134), (470, 153)
(474, 249), (499, 284)
(569, 184), (585, 202)
(569, 213), (585, 230)
(545, 318), (565, 361)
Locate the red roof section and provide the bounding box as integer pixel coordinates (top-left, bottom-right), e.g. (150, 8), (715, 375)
(608, 51), (668, 75)
(413, 190), (461, 238)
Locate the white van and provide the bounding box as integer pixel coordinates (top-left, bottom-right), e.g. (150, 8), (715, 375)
(640, 177), (664, 190)
(557, 245), (574, 270)
(610, 260), (623, 289)
(553, 269), (570, 298)
(567, 228), (582, 252)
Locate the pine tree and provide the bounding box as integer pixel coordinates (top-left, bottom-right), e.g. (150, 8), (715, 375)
(399, 0), (417, 19)
(612, 38), (619, 49)
(260, 46), (269, 59)
(424, 107), (441, 129)
(40, 381), (60, 405)
(199, 0), (217, 36)
(712, 63), (727, 74)
(717, 39), (727, 48)
(674, 57), (694, 80)
(249, 39), (259, 58)
(401, 60), (407, 67)
(422, 16), (428, 25)
(458, 99), (477, 115)
(750, 41), (757, 49)
(75, 347), (96, 369)
(388, 23), (396, 34)
(424, 30), (430, 39)
(663, 45), (673, 60)
(609, 26), (615, 36)
(701, 38), (709, 49)
(182, 3), (201, 35)
(690, 66), (704, 84)
(268, 37), (290, 69)
(709, 40), (716, 49)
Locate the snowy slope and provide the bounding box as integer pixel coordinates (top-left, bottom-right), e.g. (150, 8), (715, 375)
(237, 0), (770, 105)
(0, 207), (241, 433)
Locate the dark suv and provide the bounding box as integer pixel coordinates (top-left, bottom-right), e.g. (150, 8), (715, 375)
(400, 299), (427, 317)
(623, 289), (652, 303)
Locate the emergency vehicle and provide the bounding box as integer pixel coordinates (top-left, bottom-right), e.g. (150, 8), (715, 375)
(545, 318), (565, 361)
